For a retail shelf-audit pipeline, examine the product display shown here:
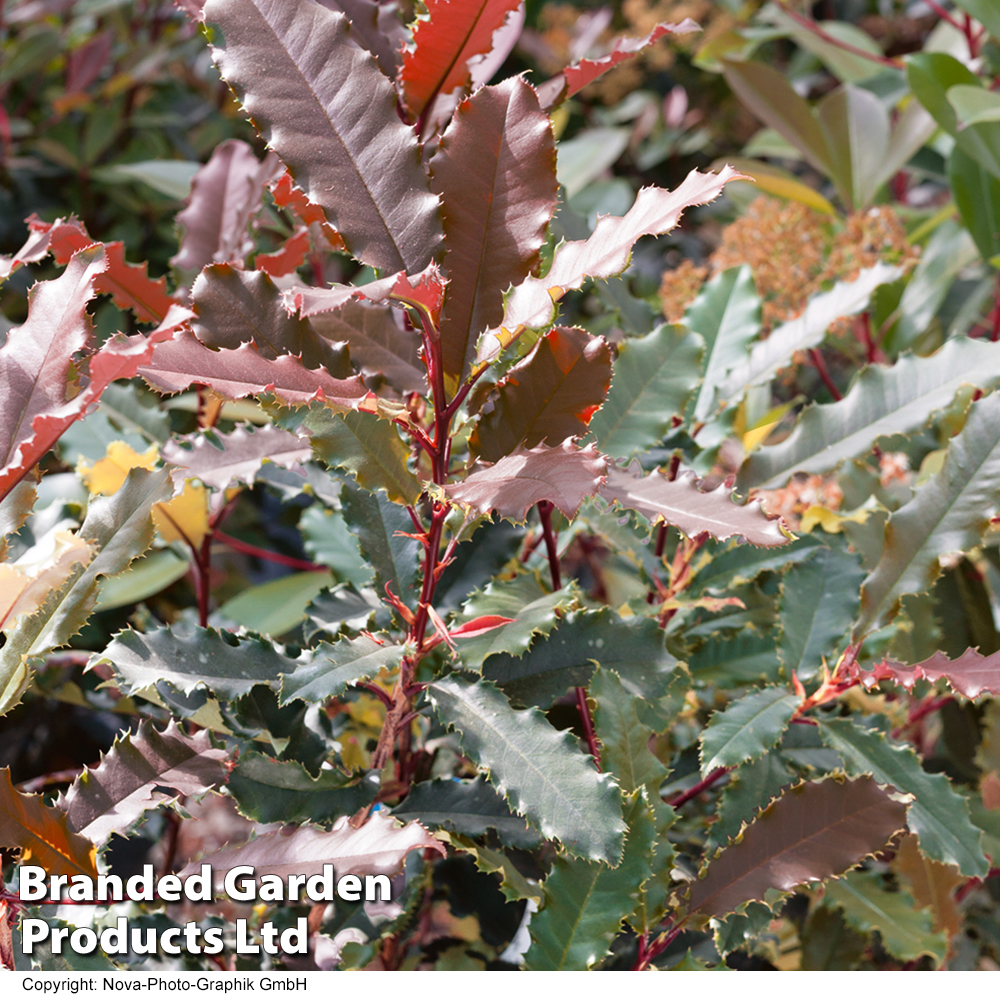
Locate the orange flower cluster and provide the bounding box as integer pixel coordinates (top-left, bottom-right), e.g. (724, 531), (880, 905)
(754, 473), (845, 529)
(659, 197), (917, 331)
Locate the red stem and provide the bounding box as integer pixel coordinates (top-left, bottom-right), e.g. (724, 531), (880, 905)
(668, 766), (731, 808)
(922, 0), (964, 30)
(537, 500), (562, 591)
(776, 2), (903, 68)
(576, 686), (601, 770)
(213, 530), (326, 572)
(809, 347), (843, 401)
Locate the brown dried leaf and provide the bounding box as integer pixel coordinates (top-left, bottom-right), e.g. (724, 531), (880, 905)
(600, 464), (790, 547)
(442, 440), (607, 521)
(686, 777), (908, 919)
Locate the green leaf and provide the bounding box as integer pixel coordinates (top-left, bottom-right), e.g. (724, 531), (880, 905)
(712, 900), (774, 958)
(589, 324), (702, 457)
(426, 676), (626, 862)
(340, 478), (421, 607)
(824, 870), (947, 964)
(818, 716), (988, 876)
(212, 570), (334, 637)
(103, 160), (199, 200)
(630, 793), (676, 934)
(226, 752), (376, 824)
(815, 85), (891, 210)
(949, 84), (1000, 127)
(686, 777), (909, 918)
(707, 754), (793, 853)
(524, 790), (655, 969)
(94, 549), (190, 612)
(721, 59), (833, 175)
(689, 534), (828, 595)
(446, 834), (542, 905)
(800, 905), (867, 970)
(884, 219), (978, 354)
(299, 506), (372, 589)
(454, 572), (578, 667)
(907, 53), (1000, 181)
(278, 632), (404, 704)
(590, 667), (669, 795)
(688, 630), (782, 687)
(204, 0), (441, 271)
(719, 263), (902, 399)
(392, 777), (539, 849)
(856, 391), (1000, 635)
(740, 337), (1000, 490)
(950, 147), (1000, 261)
(298, 408), (421, 505)
(483, 609), (678, 708)
(685, 266), (761, 424)
(0, 468), (173, 716)
(778, 545), (865, 680)
(700, 687), (798, 776)
(471, 327), (612, 463)
(94, 625), (294, 701)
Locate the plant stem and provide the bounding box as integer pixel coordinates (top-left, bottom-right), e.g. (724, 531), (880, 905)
(922, 0), (964, 31)
(576, 685), (601, 770)
(809, 347), (842, 401)
(213, 530), (326, 572)
(537, 500), (562, 591)
(776, 1), (903, 68)
(668, 766), (731, 808)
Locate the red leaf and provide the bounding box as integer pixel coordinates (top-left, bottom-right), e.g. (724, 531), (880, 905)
(442, 440), (607, 521)
(9, 217), (176, 324)
(390, 265), (447, 329)
(0, 215), (77, 280)
(430, 76), (558, 384)
(283, 272), (402, 318)
(316, 0), (407, 79)
(536, 20), (700, 109)
(205, 0), (441, 272)
(449, 614), (516, 638)
(138, 328), (371, 409)
(191, 263), (349, 374)
(860, 648), (1000, 699)
(400, 0), (522, 122)
(0, 304), (193, 504)
(599, 464), (790, 548)
(255, 227), (311, 278)
(687, 777), (908, 918)
(0, 246), (107, 492)
(472, 326), (612, 462)
(171, 139), (280, 273)
(478, 166), (744, 365)
(268, 168), (345, 250)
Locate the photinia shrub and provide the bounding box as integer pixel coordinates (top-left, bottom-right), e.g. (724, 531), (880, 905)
(2, 0), (1000, 973)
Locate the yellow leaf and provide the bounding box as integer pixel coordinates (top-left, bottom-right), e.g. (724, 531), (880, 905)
(799, 505), (870, 534)
(152, 481), (210, 548)
(0, 530), (93, 630)
(78, 441), (159, 495)
(893, 833), (962, 937)
(723, 158), (837, 216)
